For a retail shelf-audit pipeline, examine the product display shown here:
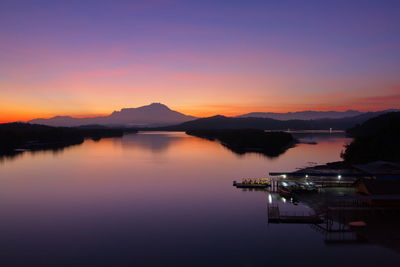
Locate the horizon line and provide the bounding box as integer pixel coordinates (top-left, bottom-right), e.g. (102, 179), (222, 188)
(1, 103), (399, 124)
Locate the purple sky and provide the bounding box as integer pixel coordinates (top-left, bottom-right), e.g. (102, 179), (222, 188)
(1, 0), (399, 121)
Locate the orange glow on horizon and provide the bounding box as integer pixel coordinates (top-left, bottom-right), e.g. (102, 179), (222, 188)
(1, 99), (399, 124)
(1, 1), (400, 125)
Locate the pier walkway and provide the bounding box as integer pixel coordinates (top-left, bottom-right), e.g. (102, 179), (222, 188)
(267, 204), (323, 224)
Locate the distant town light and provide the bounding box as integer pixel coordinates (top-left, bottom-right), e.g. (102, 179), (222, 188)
(305, 174), (308, 178)
(268, 194), (272, 204)
(282, 174), (287, 178)
(282, 197), (286, 203)
(338, 175), (342, 179)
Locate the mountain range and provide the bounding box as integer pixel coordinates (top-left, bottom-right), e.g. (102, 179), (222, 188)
(29, 103), (196, 127)
(236, 110), (364, 120)
(28, 103), (398, 129)
(155, 111), (398, 131)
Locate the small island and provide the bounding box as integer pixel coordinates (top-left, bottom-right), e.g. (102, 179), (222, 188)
(186, 129), (296, 157)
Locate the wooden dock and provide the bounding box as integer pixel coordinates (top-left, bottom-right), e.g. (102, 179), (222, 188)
(233, 178), (270, 189)
(268, 204), (323, 224)
(234, 183), (269, 188)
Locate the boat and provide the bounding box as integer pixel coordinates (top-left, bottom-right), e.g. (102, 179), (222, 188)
(233, 182), (269, 188)
(233, 179), (270, 188)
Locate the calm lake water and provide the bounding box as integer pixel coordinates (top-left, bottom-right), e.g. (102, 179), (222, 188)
(0, 132), (399, 266)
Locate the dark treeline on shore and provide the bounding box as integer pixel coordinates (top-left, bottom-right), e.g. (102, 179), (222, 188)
(184, 111), (400, 163)
(186, 129), (295, 157)
(0, 123), (137, 157)
(2, 111), (399, 163)
(342, 112), (400, 163)
(148, 111), (393, 131)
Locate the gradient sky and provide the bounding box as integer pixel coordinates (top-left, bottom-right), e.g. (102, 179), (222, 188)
(1, 0), (400, 122)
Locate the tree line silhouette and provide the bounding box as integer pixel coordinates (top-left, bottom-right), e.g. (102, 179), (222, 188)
(342, 112), (400, 163)
(0, 123), (136, 155)
(186, 129), (295, 157)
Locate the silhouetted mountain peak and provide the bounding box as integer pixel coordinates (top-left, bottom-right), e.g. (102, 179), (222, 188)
(112, 103), (171, 115)
(208, 115), (227, 119)
(148, 102), (170, 109)
(30, 103), (195, 127)
(141, 102), (171, 111)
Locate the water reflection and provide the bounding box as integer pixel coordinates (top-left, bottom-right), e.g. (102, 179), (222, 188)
(1, 132), (192, 163)
(0, 144), (80, 165)
(0, 131), (398, 266)
(219, 142), (293, 158)
(293, 131), (349, 145)
(264, 187), (400, 254)
(1, 131), (351, 164)
(115, 131), (189, 153)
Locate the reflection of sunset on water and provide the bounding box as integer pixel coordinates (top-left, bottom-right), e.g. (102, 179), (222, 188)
(0, 132), (398, 265)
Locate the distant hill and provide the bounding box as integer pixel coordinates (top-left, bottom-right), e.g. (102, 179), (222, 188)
(236, 109), (398, 120)
(342, 112), (400, 163)
(155, 110), (396, 131)
(347, 112), (400, 137)
(29, 103), (196, 127)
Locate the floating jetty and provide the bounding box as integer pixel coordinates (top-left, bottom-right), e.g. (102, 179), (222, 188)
(268, 204), (323, 224)
(233, 178), (270, 188)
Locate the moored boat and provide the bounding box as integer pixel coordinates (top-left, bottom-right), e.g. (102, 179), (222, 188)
(233, 178), (270, 188)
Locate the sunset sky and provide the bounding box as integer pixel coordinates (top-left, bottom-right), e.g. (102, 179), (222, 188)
(1, 0), (400, 122)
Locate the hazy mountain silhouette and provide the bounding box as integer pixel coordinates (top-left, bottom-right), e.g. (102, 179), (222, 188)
(29, 103), (196, 127)
(156, 110), (397, 131)
(238, 110), (369, 120)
